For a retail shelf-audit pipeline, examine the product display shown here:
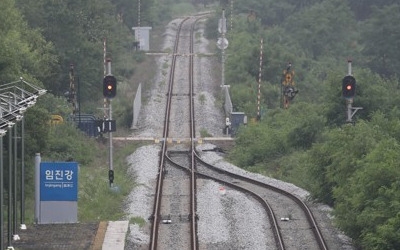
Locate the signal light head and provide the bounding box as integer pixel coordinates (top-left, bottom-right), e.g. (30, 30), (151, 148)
(342, 75), (356, 99)
(103, 75), (117, 99)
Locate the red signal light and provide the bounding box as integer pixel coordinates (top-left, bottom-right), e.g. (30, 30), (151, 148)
(342, 75), (356, 99)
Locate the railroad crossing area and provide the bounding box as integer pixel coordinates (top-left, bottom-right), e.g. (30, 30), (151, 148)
(12, 220), (129, 250)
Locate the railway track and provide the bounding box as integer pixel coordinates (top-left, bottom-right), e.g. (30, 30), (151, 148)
(148, 14), (329, 250)
(194, 154), (329, 250)
(149, 15), (201, 250)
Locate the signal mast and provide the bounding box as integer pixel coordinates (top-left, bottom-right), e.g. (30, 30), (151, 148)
(342, 59), (362, 123)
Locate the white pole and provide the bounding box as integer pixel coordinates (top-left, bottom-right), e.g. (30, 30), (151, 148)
(34, 153), (41, 223)
(221, 9), (226, 87)
(138, 0), (141, 49)
(348, 59), (352, 75)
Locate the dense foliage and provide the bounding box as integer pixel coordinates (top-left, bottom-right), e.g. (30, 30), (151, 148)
(15, 0), (151, 108)
(1, 0), (190, 159)
(204, 1), (400, 249)
(2, 0), (400, 248)
(0, 0), (192, 224)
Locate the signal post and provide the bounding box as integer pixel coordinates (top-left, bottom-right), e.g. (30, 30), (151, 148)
(342, 59), (362, 123)
(281, 62), (298, 109)
(103, 59), (117, 187)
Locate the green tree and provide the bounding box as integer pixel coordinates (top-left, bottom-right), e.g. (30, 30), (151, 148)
(234, 0), (320, 26)
(24, 106), (51, 157)
(16, 0), (134, 112)
(283, 0), (357, 59)
(0, 0), (57, 83)
(301, 120), (383, 205)
(334, 136), (400, 248)
(230, 102), (325, 170)
(348, 0), (399, 20)
(360, 4), (400, 77)
(112, 0), (156, 28)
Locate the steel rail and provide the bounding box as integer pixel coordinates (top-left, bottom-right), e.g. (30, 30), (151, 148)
(188, 16), (198, 250)
(165, 154), (286, 250)
(149, 16), (190, 250)
(194, 153), (329, 250)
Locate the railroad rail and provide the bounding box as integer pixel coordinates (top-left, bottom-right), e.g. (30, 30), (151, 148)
(147, 13), (329, 250)
(149, 15), (205, 250)
(194, 154), (329, 250)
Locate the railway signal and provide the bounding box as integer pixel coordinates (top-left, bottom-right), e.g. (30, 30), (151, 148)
(103, 75), (117, 99)
(343, 60), (362, 123)
(108, 170), (114, 184)
(284, 86), (298, 100)
(283, 71), (293, 85)
(281, 62), (297, 109)
(342, 75), (356, 99)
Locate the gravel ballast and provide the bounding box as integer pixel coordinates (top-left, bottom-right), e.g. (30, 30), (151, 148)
(124, 16), (354, 250)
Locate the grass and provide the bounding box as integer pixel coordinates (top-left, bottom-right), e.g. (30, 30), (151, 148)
(6, 142), (147, 250)
(200, 128), (212, 137)
(20, 140), (147, 224)
(129, 216), (146, 227)
(198, 93), (206, 105)
(78, 141), (148, 222)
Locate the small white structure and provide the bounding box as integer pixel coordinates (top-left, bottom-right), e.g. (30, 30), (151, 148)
(132, 27), (152, 51)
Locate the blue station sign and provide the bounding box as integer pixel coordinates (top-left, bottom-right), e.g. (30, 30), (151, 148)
(40, 162), (78, 201)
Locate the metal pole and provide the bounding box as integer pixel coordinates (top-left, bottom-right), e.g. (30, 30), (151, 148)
(106, 59), (112, 76)
(346, 100), (353, 123)
(138, 0), (141, 49)
(7, 126), (13, 248)
(13, 124), (18, 238)
(106, 59), (114, 187)
(1, 135), (4, 250)
(109, 101), (114, 187)
(20, 117), (26, 230)
(348, 59), (352, 75)
(104, 39), (107, 76)
(34, 153), (41, 224)
(221, 9), (226, 87)
(78, 76), (81, 127)
(103, 38), (108, 121)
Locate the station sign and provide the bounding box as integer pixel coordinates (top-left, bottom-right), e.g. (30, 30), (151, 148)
(40, 162), (78, 201)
